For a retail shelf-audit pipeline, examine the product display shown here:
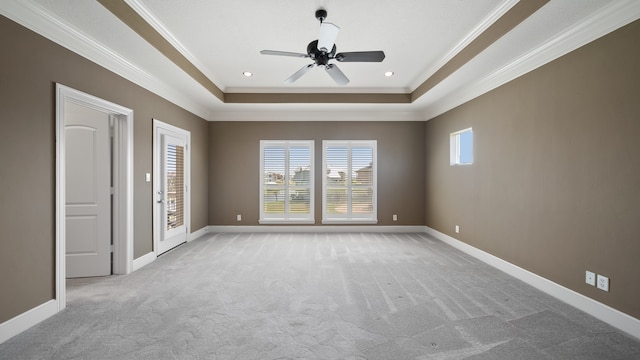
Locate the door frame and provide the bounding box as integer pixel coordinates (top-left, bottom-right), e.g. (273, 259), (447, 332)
(56, 84), (134, 311)
(153, 119), (190, 256)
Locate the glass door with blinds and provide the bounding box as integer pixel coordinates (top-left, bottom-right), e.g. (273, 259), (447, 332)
(153, 121), (190, 255)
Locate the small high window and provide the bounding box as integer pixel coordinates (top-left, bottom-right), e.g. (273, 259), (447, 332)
(450, 128), (473, 165)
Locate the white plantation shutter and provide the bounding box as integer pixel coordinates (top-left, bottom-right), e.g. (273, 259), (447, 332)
(260, 140), (314, 223)
(262, 145), (285, 215)
(323, 140), (377, 223)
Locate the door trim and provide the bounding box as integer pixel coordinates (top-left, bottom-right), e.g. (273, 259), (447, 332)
(56, 84), (134, 312)
(153, 119), (191, 256)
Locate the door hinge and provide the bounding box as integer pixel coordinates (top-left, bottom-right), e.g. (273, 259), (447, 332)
(110, 187), (115, 195)
(110, 244), (115, 253)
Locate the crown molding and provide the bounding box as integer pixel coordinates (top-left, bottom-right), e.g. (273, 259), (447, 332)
(1, 0), (149, 80)
(0, 0), (213, 120)
(123, 0), (224, 88)
(224, 93), (411, 104)
(207, 110), (425, 122)
(225, 87), (410, 94)
(422, 0), (640, 121)
(410, 0), (520, 91)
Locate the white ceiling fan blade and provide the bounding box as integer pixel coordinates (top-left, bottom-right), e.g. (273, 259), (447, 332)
(325, 64), (349, 85)
(284, 64), (315, 84)
(260, 50), (309, 58)
(317, 22), (339, 52)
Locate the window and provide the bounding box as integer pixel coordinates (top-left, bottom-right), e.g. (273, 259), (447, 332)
(166, 143), (184, 230)
(450, 128), (473, 165)
(260, 141), (314, 223)
(323, 140), (377, 224)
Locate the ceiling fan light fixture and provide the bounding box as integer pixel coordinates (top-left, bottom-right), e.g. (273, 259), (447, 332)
(384, 71), (394, 77)
(260, 8), (385, 85)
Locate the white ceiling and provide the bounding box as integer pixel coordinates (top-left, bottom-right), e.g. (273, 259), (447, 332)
(2, 0), (639, 121)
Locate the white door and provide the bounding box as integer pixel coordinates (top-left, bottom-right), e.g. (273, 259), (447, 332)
(154, 122), (190, 255)
(65, 102), (111, 278)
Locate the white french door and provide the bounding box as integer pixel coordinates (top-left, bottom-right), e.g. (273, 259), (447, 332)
(154, 120), (190, 255)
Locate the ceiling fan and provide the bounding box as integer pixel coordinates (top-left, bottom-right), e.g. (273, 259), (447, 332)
(260, 9), (385, 85)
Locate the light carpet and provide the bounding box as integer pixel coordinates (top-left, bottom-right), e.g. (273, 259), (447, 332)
(1, 232), (639, 359)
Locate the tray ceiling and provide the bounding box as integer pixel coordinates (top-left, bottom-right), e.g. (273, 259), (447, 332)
(1, 0), (639, 121)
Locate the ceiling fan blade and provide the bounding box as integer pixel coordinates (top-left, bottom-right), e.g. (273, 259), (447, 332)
(260, 50), (309, 58)
(317, 22), (340, 52)
(325, 64), (349, 85)
(284, 64), (315, 84)
(335, 51), (385, 62)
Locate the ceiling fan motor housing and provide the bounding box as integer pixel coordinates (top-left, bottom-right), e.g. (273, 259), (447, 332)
(315, 9), (328, 22)
(307, 40), (336, 66)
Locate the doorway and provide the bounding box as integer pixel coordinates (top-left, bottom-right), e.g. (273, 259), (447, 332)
(56, 84), (133, 311)
(153, 120), (190, 255)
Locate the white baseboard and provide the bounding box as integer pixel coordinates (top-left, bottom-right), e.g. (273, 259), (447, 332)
(2, 249), (157, 344)
(424, 226), (640, 340)
(0, 299), (58, 344)
(132, 251), (156, 271)
(189, 226), (208, 242)
(207, 225), (427, 233)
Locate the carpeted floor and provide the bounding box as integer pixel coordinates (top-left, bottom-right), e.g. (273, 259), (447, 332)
(1, 232), (639, 359)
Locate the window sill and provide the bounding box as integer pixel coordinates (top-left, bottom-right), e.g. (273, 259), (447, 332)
(321, 219), (378, 225)
(259, 219), (315, 225)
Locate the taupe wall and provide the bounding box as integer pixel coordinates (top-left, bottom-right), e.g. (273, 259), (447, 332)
(2, 7), (639, 330)
(0, 15), (209, 323)
(209, 121), (426, 226)
(425, 20), (640, 318)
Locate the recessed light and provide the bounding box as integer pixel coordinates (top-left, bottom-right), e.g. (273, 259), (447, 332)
(243, 71), (253, 77)
(384, 71), (394, 77)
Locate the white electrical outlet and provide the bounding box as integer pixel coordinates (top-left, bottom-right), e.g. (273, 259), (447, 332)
(145, 173), (151, 182)
(455, 225), (460, 233)
(597, 274), (609, 292)
(585, 271), (596, 286)
(392, 214), (398, 221)
(236, 214), (242, 222)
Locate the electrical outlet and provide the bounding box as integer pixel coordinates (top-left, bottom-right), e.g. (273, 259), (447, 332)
(585, 271), (596, 286)
(455, 225), (460, 233)
(597, 274), (609, 292)
(236, 214), (242, 222)
(392, 214), (398, 221)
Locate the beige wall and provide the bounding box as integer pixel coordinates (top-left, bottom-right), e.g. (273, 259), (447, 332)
(0, 15), (209, 323)
(425, 20), (640, 319)
(209, 121), (426, 226)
